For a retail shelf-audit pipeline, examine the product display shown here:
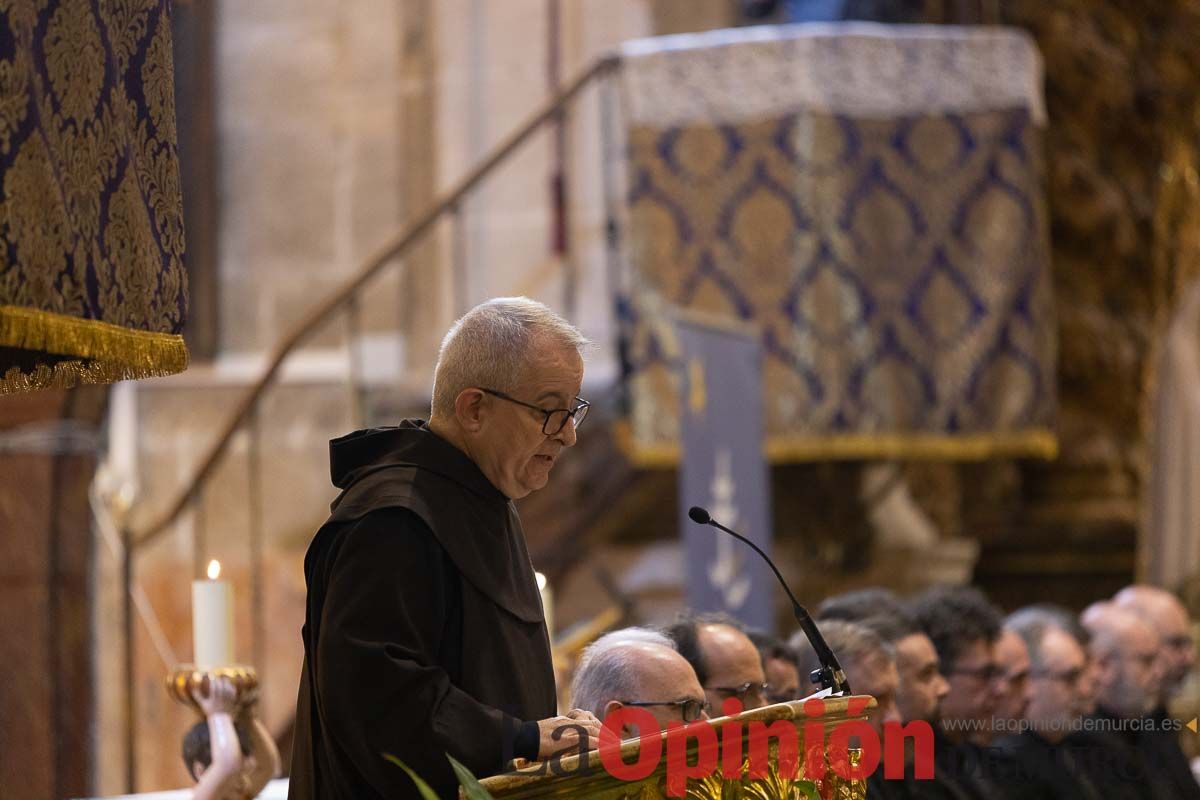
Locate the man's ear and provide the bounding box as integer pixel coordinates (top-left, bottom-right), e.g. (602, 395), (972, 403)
(602, 700), (633, 738)
(453, 388), (486, 432)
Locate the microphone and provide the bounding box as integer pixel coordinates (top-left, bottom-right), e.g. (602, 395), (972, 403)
(687, 505), (852, 695)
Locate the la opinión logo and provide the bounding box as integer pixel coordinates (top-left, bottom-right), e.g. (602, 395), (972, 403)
(595, 697), (936, 797)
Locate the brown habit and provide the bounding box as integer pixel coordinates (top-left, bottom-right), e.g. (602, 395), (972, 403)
(288, 420), (556, 799)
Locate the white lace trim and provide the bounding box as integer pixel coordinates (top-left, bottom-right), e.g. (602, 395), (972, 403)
(618, 22), (1045, 126)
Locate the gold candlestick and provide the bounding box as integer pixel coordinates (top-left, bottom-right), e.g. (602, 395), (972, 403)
(166, 664), (259, 714)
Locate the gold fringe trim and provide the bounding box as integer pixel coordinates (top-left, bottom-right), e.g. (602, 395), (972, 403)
(0, 305), (189, 394)
(613, 419), (1058, 466)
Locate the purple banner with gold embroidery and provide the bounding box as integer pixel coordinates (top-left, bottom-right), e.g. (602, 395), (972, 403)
(0, 0), (188, 393)
(615, 23), (1056, 463)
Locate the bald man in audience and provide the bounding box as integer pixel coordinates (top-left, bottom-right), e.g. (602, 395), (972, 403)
(571, 628), (709, 738)
(663, 613), (769, 715)
(996, 608), (1100, 799)
(1079, 603), (1172, 798)
(1113, 586), (1200, 798)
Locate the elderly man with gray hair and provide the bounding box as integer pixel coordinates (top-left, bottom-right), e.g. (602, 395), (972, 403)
(994, 606), (1100, 799)
(1077, 602), (1178, 798)
(571, 627), (709, 736)
(291, 298), (600, 800)
(1112, 586), (1200, 798)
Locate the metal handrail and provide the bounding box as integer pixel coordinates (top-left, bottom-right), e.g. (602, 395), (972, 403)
(131, 54), (620, 550)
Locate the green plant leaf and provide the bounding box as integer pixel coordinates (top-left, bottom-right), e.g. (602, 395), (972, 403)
(794, 778), (821, 800)
(447, 753), (498, 800)
(382, 753), (442, 800)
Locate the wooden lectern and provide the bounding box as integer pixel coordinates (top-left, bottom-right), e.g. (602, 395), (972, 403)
(478, 695), (874, 799)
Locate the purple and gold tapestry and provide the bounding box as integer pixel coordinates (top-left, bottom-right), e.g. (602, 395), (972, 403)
(616, 24), (1056, 462)
(0, 0), (187, 393)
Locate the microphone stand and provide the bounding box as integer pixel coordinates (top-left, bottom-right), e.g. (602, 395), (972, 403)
(688, 506), (852, 695)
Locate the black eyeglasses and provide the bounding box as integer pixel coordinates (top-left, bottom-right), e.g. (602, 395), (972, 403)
(706, 681), (768, 706)
(622, 698), (710, 723)
(480, 388), (590, 435)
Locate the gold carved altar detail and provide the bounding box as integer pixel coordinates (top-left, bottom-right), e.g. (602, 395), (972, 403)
(478, 695), (873, 800)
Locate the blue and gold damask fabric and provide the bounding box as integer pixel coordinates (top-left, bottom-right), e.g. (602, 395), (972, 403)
(616, 24), (1056, 462)
(0, 0), (187, 393)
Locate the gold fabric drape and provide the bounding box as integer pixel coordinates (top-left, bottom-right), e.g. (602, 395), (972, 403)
(616, 25), (1056, 462)
(0, 0), (188, 393)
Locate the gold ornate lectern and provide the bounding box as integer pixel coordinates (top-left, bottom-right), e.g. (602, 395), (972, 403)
(479, 695), (874, 799)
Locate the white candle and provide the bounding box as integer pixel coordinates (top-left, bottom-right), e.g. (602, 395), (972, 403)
(536, 571), (554, 642)
(192, 559), (234, 668)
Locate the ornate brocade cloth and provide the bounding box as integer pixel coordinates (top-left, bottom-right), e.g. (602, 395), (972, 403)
(0, 0), (187, 393)
(616, 24), (1056, 462)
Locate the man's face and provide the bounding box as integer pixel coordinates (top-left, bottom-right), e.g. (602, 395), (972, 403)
(1026, 628), (1087, 743)
(1149, 599), (1194, 699)
(850, 653), (901, 735)
(894, 632), (949, 723)
(471, 342), (583, 499)
(614, 647), (709, 734)
(992, 629), (1032, 725)
(698, 624), (768, 712)
(939, 638), (997, 736)
(765, 656), (801, 705)
(1103, 624), (1162, 718)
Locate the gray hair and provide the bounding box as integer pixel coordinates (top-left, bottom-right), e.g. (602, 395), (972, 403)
(789, 620), (894, 684)
(430, 297), (589, 418)
(1006, 605), (1089, 670)
(570, 628), (674, 717)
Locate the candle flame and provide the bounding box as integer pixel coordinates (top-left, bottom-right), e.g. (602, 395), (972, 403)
(207, 560), (221, 580)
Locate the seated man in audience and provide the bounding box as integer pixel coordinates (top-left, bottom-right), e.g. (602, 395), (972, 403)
(789, 620), (900, 734)
(991, 626), (1032, 736)
(1008, 604), (1096, 708)
(1080, 602), (1171, 798)
(571, 627), (709, 739)
(912, 586), (1011, 799)
(796, 614), (968, 800)
(663, 613), (769, 714)
(1114, 584), (1200, 798)
(748, 631), (802, 704)
(815, 589), (951, 727)
(996, 607), (1100, 799)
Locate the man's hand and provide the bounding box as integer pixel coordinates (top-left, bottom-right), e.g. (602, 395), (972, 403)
(535, 709), (603, 759)
(194, 675), (238, 717)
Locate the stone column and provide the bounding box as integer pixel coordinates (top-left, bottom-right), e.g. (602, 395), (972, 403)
(398, 0), (448, 383)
